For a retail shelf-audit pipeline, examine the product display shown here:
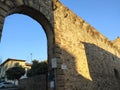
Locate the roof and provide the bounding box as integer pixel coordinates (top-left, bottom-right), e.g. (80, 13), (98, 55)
(25, 63), (32, 66)
(0, 58), (26, 66)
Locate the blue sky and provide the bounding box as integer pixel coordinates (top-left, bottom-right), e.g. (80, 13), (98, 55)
(0, 14), (47, 63)
(61, 0), (120, 40)
(0, 0), (120, 63)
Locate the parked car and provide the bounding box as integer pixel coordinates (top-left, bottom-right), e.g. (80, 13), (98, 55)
(0, 82), (16, 88)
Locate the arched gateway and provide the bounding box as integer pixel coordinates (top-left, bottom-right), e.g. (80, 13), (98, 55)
(1, 0), (120, 90)
(0, 0), (55, 89)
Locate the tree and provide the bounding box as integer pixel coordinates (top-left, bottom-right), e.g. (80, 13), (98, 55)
(6, 66), (25, 82)
(27, 60), (48, 77)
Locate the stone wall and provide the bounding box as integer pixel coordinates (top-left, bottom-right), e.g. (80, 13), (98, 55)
(19, 75), (47, 90)
(0, 0), (120, 90)
(54, 0), (120, 90)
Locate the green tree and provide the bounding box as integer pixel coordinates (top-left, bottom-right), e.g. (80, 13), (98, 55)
(27, 60), (48, 77)
(6, 66), (25, 82)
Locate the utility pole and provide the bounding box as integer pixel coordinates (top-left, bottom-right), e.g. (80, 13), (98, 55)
(0, 56), (2, 64)
(30, 53), (32, 62)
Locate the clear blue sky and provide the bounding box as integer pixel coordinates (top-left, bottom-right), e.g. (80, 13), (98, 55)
(0, 0), (120, 63)
(0, 14), (47, 63)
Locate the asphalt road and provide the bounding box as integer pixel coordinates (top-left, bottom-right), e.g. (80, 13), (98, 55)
(0, 87), (19, 90)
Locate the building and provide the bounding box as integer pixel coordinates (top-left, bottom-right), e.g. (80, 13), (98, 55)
(0, 58), (32, 82)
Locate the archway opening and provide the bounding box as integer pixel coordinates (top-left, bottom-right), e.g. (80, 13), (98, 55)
(0, 5), (54, 89)
(0, 13), (48, 86)
(0, 14), (47, 62)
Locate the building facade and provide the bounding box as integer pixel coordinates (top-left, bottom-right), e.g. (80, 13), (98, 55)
(0, 58), (31, 82)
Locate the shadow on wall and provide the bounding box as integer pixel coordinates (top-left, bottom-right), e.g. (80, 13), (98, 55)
(56, 42), (120, 90)
(83, 42), (120, 90)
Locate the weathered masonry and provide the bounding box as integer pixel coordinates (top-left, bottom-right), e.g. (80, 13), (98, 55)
(0, 0), (120, 90)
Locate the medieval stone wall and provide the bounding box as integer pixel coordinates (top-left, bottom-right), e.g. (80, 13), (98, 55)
(54, 1), (120, 90)
(19, 75), (47, 90)
(0, 0), (120, 90)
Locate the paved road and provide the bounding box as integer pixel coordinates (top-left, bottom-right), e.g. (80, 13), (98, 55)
(0, 88), (19, 90)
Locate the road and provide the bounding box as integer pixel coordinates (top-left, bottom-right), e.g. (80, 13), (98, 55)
(0, 87), (19, 90)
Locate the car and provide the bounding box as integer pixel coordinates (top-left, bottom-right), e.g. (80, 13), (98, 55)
(0, 82), (16, 88)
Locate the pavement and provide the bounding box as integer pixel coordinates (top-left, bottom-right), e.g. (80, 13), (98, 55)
(0, 87), (19, 90)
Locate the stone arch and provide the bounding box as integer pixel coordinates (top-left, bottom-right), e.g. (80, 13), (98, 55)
(0, 0), (55, 89)
(0, 0), (54, 63)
